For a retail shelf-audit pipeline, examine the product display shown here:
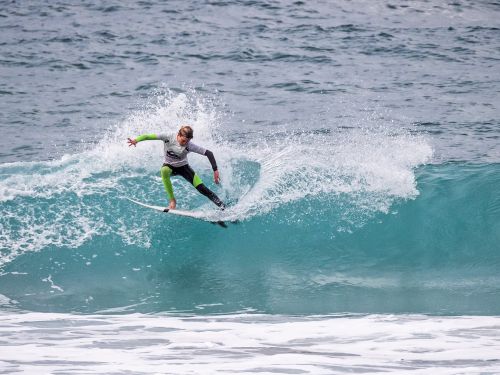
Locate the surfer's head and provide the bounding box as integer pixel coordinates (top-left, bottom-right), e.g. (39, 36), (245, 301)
(177, 125), (193, 146)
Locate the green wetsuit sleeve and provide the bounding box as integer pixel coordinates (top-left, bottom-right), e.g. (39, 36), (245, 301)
(135, 134), (159, 142)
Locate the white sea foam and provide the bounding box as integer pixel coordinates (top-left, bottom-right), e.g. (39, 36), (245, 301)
(232, 125), (432, 217)
(0, 312), (498, 374)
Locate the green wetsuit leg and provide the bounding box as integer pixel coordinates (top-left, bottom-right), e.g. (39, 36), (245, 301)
(162, 164), (225, 209)
(160, 165), (175, 200)
(193, 174), (203, 188)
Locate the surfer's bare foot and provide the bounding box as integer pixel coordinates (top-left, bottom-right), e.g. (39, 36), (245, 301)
(168, 199), (176, 209)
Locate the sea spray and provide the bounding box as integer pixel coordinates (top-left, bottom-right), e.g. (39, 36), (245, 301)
(0, 90), (432, 269)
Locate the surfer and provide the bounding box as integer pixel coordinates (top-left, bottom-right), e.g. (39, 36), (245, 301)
(127, 125), (225, 210)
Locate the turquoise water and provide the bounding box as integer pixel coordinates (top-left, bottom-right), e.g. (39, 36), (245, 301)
(2, 152), (499, 314)
(2, 2), (500, 372)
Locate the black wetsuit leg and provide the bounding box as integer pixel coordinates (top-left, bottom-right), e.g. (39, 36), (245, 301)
(164, 163), (225, 209)
(195, 184), (225, 209)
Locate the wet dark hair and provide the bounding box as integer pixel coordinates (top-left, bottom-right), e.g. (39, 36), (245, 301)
(178, 125), (193, 139)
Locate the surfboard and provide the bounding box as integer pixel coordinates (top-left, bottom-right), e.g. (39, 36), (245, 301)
(127, 198), (227, 228)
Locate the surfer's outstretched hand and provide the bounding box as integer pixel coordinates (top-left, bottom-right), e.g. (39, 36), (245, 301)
(127, 138), (138, 147)
(214, 170), (220, 184)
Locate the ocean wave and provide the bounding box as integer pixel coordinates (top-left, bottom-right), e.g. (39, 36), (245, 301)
(3, 93), (499, 315)
(0, 91), (432, 266)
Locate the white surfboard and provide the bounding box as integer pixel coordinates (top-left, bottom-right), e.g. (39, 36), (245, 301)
(127, 198), (227, 228)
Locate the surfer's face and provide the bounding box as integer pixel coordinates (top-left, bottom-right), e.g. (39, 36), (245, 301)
(177, 133), (190, 146)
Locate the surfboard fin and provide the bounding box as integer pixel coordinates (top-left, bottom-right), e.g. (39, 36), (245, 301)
(212, 220), (228, 228)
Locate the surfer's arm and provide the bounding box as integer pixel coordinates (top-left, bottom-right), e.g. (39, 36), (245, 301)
(204, 150), (218, 171)
(205, 150), (220, 184)
(187, 143), (220, 184)
(127, 134), (159, 147)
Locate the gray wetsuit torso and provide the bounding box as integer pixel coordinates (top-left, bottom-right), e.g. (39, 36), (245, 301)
(157, 133), (206, 167)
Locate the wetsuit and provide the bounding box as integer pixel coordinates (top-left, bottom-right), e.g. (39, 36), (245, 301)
(134, 133), (225, 209)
